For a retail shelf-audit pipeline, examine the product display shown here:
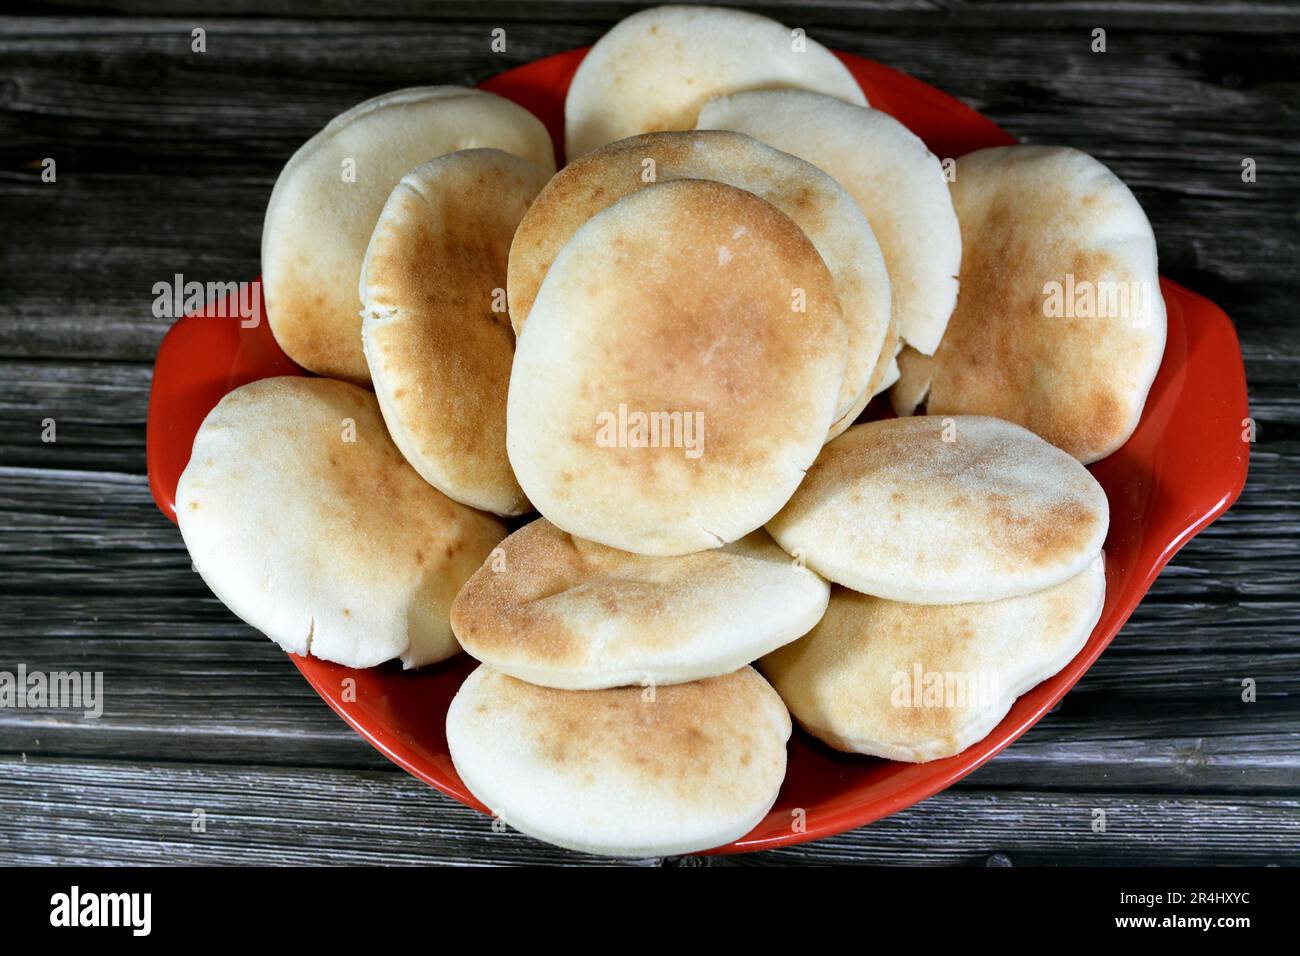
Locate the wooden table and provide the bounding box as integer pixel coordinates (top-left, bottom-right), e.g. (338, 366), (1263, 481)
(2, 1), (1297, 866)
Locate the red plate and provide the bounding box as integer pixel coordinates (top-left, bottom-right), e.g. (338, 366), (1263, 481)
(146, 48), (1250, 854)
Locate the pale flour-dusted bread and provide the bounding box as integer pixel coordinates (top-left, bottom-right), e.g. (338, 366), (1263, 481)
(926, 145), (1166, 462)
(447, 665), (792, 856)
(508, 179), (848, 556)
(262, 87), (555, 383)
(565, 5), (865, 160)
(360, 149), (552, 515)
(451, 519), (829, 689)
(767, 416), (1109, 604)
(176, 377), (506, 668)
(762, 555), (1106, 762)
(698, 90), (960, 356)
(507, 130), (890, 424)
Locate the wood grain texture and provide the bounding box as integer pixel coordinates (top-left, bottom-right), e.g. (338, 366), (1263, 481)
(2, 757), (1297, 866)
(10, 1), (1300, 31)
(0, 1), (1297, 865)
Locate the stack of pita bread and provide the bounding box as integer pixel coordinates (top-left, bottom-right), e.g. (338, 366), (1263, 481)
(175, 5), (1166, 856)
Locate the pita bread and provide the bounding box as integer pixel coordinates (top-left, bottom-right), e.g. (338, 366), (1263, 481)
(890, 344), (935, 417)
(767, 416), (1109, 604)
(698, 90), (961, 355)
(762, 554), (1106, 762)
(507, 130), (890, 422)
(447, 664), (791, 856)
(565, 5), (865, 160)
(176, 377), (506, 668)
(926, 145), (1166, 463)
(507, 179), (848, 556)
(262, 87), (555, 383)
(451, 519), (829, 689)
(360, 149), (551, 516)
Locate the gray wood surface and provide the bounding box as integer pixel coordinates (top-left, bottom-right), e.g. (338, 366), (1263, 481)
(1, 0), (1297, 866)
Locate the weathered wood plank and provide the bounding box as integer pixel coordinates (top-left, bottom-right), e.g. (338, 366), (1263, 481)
(1, 19), (1297, 360)
(728, 790), (1300, 866)
(9, 1), (1300, 32)
(1, 757), (1295, 865)
(0, 361), (149, 473)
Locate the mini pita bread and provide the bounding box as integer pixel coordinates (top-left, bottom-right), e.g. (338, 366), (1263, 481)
(762, 554), (1106, 762)
(508, 179), (848, 556)
(451, 519), (830, 689)
(176, 377), (506, 668)
(926, 145), (1166, 463)
(360, 149), (552, 516)
(447, 664), (791, 856)
(507, 130), (890, 423)
(565, 5), (865, 160)
(767, 416), (1109, 604)
(262, 87), (555, 383)
(698, 90), (961, 355)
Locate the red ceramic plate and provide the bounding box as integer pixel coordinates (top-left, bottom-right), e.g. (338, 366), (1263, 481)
(146, 48), (1249, 854)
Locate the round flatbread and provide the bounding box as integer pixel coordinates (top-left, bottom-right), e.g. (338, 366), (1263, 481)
(507, 179), (848, 556)
(767, 416), (1109, 604)
(926, 145), (1166, 463)
(507, 130), (890, 422)
(360, 149), (551, 516)
(447, 664), (791, 856)
(262, 87), (555, 383)
(565, 5), (865, 160)
(451, 519), (830, 689)
(762, 554), (1106, 762)
(698, 90), (961, 356)
(176, 377), (506, 668)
